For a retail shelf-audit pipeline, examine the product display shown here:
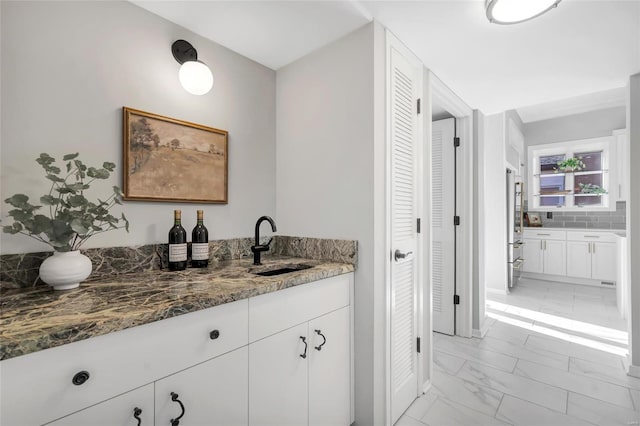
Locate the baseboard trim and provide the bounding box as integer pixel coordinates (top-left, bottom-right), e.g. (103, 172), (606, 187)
(422, 380), (433, 394)
(472, 317), (490, 338)
(521, 272), (615, 288)
(486, 287), (508, 296)
(627, 363), (640, 379)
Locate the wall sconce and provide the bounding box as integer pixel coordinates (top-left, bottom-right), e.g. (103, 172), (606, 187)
(485, 0), (561, 24)
(171, 39), (213, 95)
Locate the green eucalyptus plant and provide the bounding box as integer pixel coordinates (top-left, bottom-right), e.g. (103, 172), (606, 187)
(2, 153), (129, 252)
(555, 157), (585, 172)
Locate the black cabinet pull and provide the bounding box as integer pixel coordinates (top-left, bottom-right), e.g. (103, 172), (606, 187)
(209, 329), (220, 340)
(71, 371), (90, 386)
(170, 392), (185, 426)
(299, 336), (308, 359)
(314, 329), (327, 351)
(133, 407), (142, 426)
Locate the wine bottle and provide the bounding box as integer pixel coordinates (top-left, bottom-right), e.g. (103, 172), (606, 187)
(191, 209), (209, 268)
(168, 210), (187, 271)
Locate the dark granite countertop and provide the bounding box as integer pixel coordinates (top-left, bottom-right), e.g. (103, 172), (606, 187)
(0, 255), (354, 361)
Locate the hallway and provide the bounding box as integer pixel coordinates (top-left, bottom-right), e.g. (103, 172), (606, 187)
(398, 277), (637, 425)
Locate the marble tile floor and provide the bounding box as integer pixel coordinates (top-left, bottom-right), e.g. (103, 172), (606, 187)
(397, 277), (638, 426)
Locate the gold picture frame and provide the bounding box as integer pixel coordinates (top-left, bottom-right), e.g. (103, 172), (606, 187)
(123, 107), (228, 203)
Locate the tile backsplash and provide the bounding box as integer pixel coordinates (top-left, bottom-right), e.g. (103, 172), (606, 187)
(524, 200), (626, 229)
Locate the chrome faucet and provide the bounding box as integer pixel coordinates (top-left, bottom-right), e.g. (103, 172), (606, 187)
(251, 216), (277, 265)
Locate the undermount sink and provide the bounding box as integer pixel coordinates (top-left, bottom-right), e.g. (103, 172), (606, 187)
(249, 264), (312, 276)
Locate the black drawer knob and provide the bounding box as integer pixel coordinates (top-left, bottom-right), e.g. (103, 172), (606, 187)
(72, 370), (90, 385)
(209, 329), (220, 340)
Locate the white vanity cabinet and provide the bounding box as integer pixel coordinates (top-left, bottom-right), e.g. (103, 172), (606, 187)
(248, 274), (352, 426)
(566, 231), (617, 282)
(2, 298), (248, 426)
(522, 230), (566, 276)
(1, 272), (354, 426)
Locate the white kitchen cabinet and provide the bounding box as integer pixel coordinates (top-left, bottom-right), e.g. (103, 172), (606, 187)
(308, 307), (350, 426)
(249, 323), (309, 426)
(566, 232), (617, 282)
(613, 129), (628, 202)
(522, 230), (566, 276)
(1, 299), (248, 426)
(522, 238), (543, 273)
(544, 240), (567, 276)
(249, 307), (351, 426)
(1, 273), (353, 426)
(591, 242), (617, 281)
(48, 384), (154, 426)
(156, 346), (248, 426)
(248, 274), (352, 426)
(566, 241), (591, 279)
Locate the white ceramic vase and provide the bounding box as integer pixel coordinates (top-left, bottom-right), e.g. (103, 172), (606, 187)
(39, 250), (93, 290)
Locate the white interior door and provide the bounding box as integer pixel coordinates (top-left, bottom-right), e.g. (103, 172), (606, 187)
(431, 118), (455, 335)
(388, 35), (421, 424)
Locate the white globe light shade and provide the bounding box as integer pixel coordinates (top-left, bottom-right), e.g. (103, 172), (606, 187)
(486, 0), (561, 24)
(178, 61), (213, 95)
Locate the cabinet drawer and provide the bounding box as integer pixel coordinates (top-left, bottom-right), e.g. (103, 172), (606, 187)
(1, 299), (248, 426)
(522, 229), (566, 240)
(249, 273), (351, 342)
(566, 231), (618, 243)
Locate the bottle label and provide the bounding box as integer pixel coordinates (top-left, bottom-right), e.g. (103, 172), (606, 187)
(169, 243), (187, 262)
(192, 243), (209, 261)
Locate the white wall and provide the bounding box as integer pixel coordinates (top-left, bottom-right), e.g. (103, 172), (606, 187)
(482, 113), (508, 294)
(0, 1), (276, 254)
(627, 73), (640, 375)
(276, 22), (386, 425)
(473, 109), (487, 333)
(524, 106), (626, 146)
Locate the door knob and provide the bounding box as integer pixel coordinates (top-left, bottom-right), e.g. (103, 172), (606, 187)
(394, 250), (413, 261)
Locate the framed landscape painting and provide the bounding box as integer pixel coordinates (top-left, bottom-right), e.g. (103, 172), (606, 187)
(123, 107), (228, 203)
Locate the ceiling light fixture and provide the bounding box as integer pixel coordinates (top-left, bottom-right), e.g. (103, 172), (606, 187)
(485, 0), (562, 25)
(171, 39), (213, 95)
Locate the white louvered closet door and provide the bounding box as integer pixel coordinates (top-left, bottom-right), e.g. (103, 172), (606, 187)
(388, 36), (422, 424)
(432, 118), (456, 335)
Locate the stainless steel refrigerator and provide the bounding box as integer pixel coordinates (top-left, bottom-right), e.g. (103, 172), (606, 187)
(507, 169), (525, 288)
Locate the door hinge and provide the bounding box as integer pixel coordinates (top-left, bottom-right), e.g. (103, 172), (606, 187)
(417, 218), (421, 233)
(453, 295), (460, 305)
(417, 337), (421, 353)
(453, 137), (460, 148)
(454, 216), (460, 226)
(417, 98), (421, 115)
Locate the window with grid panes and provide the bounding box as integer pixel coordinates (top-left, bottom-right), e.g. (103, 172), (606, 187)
(527, 137), (615, 211)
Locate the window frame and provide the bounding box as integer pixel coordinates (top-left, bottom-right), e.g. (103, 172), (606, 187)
(527, 136), (617, 212)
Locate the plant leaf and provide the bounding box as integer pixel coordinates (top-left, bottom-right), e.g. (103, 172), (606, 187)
(122, 212), (130, 232)
(36, 153), (55, 167)
(63, 153), (79, 161)
(8, 209), (33, 222)
(2, 223), (23, 234)
(103, 162), (116, 171)
(5, 194), (31, 209)
(32, 215), (53, 234)
(51, 220), (74, 246)
(40, 195), (59, 205)
(68, 194), (88, 207)
(87, 167), (109, 179)
(46, 174), (65, 183)
(70, 218), (89, 235)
